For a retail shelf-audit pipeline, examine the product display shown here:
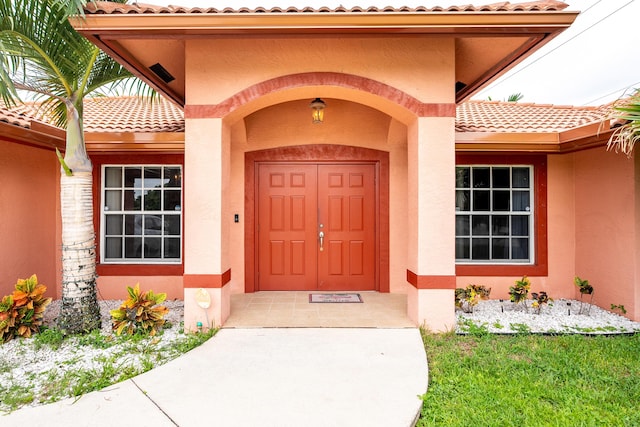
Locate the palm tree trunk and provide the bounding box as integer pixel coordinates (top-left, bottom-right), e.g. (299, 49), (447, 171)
(57, 171), (101, 333)
(57, 101), (100, 333)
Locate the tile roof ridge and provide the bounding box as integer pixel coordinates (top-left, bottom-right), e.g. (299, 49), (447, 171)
(463, 99), (600, 109)
(85, 95), (156, 101)
(85, 1), (570, 14)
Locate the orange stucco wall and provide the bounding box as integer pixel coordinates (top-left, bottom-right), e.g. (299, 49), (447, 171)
(96, 276), (184, 301)
(574, 147), (638, 321)
(186, 38), (454, 106)
(0, 141), (59, 299)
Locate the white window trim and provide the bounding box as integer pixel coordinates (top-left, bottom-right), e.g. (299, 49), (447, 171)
(100, 164), (182, 264)
(455, 164), (535, 265)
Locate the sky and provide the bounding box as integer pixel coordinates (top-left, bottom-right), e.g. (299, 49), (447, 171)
(157, 0), (640, 106)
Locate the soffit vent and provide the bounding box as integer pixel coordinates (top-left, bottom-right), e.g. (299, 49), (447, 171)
(149, 63), (175, 84)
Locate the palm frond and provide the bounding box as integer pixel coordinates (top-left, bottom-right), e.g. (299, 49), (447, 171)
(53, 0), (88, 18)
(607, 89), (640, 157)
(85, 51), (134, 94)
(507, 92), (524, 102)
(85, 51), (157, 100)
(0, 0), (154, 128)
(0, 0), (89, 99)
(41, 95), (69, 129)
(93, 78), (158, 101)
(54, 0), (129, 19)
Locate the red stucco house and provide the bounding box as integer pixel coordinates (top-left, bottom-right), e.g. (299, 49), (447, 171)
(1, 1), (638, 330)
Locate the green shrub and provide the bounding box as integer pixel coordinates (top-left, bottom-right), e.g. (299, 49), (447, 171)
(110, 283), (169, 336)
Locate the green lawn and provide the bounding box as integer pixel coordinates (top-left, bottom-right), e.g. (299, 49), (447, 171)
(418, 331), (640, 426)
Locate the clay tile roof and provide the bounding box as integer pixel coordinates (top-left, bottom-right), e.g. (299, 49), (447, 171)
(82, 96), (184, 132)
(84, 1), (569, 15)
(0, 103), (36, 129)
(2, 97), (614, 134)
(455, 100), (610, 132)
(1, 96), (184, 133)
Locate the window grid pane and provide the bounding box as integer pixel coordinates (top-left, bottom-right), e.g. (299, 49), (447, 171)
(455, 165), (533, 263)
(102, 165), (182, 264)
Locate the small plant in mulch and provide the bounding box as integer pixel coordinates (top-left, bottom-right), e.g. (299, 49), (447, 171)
(574, 276), (594, 315)
(509, 276), (530, 311)
(455, 284), (491, 313)
(530, 291), (552, 314)
(610, 304), (627, 315)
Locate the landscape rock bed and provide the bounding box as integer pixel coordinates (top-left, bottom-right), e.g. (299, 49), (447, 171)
(457, 299), (640, 334)
(0, 300), (188, 412)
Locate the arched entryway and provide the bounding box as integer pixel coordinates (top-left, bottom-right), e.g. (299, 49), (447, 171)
(244, 144), (389, 293)
(183, 75), (455, 331)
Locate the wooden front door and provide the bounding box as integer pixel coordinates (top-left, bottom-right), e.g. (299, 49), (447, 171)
(257, 163), (376, 291)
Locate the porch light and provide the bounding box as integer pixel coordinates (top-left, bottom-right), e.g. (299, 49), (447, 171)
(310, 98), (326, 124)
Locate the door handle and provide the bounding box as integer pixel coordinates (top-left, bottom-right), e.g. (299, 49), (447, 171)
(319, 231), (324, 252)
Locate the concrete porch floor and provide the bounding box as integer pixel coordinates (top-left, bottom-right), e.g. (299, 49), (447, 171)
(223, 291), (416, 328)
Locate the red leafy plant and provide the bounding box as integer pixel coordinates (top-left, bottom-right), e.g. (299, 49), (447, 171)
(455, 284), (491, 313)
(0, 274), (52, 342)
(110, 283), (169, 336)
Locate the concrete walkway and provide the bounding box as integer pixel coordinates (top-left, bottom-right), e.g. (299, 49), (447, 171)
(3, 328), (428, 426)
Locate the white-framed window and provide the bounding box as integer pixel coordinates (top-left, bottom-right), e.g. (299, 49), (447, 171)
(455, 165), (533, 264)
(101, 165), (182, 263)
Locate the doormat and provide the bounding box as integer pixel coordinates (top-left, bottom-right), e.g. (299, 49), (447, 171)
(309, 293), (363, 303)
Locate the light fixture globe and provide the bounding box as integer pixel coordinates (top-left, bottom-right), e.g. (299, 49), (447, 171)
(310, 98), (326, 124)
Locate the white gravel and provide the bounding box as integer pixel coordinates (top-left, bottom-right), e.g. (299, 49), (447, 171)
(457, 298), (640, 334)
(0, 299), (191, 413)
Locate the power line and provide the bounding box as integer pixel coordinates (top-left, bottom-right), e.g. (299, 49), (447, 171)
(480, 0), (634, 93)
(575, 0), (604, 15)
(582, 80), (640, 106)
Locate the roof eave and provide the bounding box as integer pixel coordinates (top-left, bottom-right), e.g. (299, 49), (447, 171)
(0, 120), (65, 151)
(69, 9), (578, 107)
(70, 11), (578, 37)
(455, 122), (613, 154)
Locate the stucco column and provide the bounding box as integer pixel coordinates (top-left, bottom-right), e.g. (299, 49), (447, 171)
(406, 115), (456, 331)
(183, 117), (231, 330)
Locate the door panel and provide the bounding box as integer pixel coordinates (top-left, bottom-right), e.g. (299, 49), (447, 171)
(318, 165), (376, 290)
(258, 164), (318, 290)
(257, 163), (376, 291)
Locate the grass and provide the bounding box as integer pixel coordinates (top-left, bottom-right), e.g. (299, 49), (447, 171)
(418, 330), (640, 426)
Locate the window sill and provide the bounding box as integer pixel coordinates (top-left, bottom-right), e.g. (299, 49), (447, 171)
(97, 264), (184, 276)
(456, 263), (547, 277)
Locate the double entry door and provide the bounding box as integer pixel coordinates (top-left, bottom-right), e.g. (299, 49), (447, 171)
(257, 163), (376, 291)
